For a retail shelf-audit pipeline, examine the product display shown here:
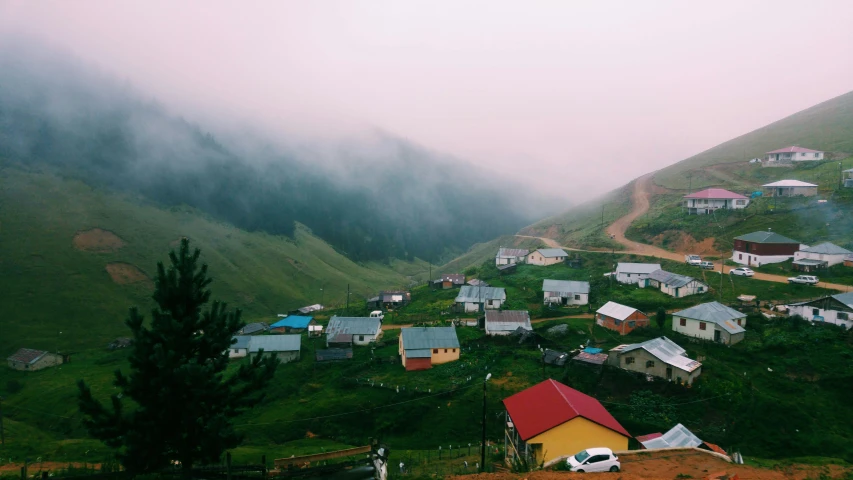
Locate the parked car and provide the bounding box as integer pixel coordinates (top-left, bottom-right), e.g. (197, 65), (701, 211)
(730, 267), (755, 277)
(788, 275), (819, 285)
(699, 261), (715, 270)
(566, 447), (620, 473)
(369, 310), (385, 320)
(685, 255), (701, 266)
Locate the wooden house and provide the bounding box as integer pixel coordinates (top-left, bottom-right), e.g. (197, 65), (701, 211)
(732, 231), (801, 267)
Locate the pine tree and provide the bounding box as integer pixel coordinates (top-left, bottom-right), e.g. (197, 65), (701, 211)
(656, 307), (667, 330)
(77, 239), (279, 474)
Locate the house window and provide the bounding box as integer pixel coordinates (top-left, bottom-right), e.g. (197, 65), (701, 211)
(736, 200), (745, 205)
(625, 357), (635, 365)
(444, 349), (448, 353)
(359, 335), (365, 341)
(233, 349), (238, 353)
(737, 319), (742, 325)
(646, 360), (655, 368)
(699, 322), (707, 330)
(813, 308), (820, 316)
(839, 313), (849, 320)
(738, 253), (743, 260)
(815, 153), (819, 158)
(628, 321), (636, 328)
(452, 348), (457, 352)
(574, 295), (580, 300)
(698, 286), (704, 292)
(433, 349), (438, 354)
(679, 318), (686, 326)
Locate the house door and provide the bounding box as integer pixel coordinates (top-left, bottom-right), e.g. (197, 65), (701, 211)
(666, 367), (672, 380)
(674, 287), (680, 297)
(562, 297), (568, 306)
(714, 330), (721, 343)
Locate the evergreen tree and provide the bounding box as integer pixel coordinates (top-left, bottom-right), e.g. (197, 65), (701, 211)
(77, 239), (279, 474)
(655, 307), (667, 330)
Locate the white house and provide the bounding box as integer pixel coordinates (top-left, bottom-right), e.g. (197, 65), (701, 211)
(682, 188), (750, 214)
(607, 337), (702, 385)
(484, 310), (533, 336)
(455, 286), (506, 312)
(762, 180), (818, 197)
(526, 248), (569, 266)
(616, 262), (662, 284)
(228, 335), (252, 358)
(496, 247), (529, 266)
(732, 231), (802, 267)
(644, 270), (708, 298)
(248, 335), (302, 363)
(765, 146), (824, 163)
(787, 292), (853, 330)
(672, 302), (747, 345)
(794, 242), (853, 267)
(844, 168), (853, 188)
(326, 316), (383, 347)
(542, 279), (589, 305)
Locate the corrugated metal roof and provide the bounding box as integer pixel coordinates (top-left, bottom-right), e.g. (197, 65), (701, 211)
(231, 336), (252, 350)
(641, 423), (702, 449)
(401, 327), (460, 350)
(835, 292), (853, 307)
(762, 180), (818, 188)
(298, 304), (324, 314)
(573, 351), (608, 365)
(497, 248), (529, 257)
(735, 231), (800, 244)
(766, 146), (822, 154)
(534, 248), (569, 258)
(793, 259), (827, 266)
(542, 279), (590, 294)
(248, 335), (301, 353)
(648, 270), (697, 288)
(485, 310), (532, 332)
(7, 348), (48, 364)
(502, 379), (630, 441)
(455, 286), (506, 303)
(543, 349), (568, 365)
(441, 274), (465, 284)
(683, 188), (748, 200)
(674, 302), (746, 334)
(405, 349), (432, 359)
(617, 337), (701, 373)
(799, 242), (852, 255)
(239, 322), (268, 335)
(315, 348), (353, 362)
(326, 316), (382, 337)
(616, 263), (662, 275)
(270, 315), (314, 329)
(467, 279), (490, 287)
(596, 301), (641, 321)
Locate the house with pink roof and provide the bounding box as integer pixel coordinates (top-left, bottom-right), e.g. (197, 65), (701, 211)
(765, 146), (824, 164)
(683, 188), (749, 214)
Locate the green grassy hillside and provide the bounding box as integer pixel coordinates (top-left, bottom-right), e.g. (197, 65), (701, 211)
(0, 164), (430, 355)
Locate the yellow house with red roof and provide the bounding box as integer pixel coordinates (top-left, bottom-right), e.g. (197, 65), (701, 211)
(503, 379), (631, 466)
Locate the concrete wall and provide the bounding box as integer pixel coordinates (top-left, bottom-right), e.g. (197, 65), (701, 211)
(673, 316), (745, 344)
(788, 304), (853, 329)
(353, 331), (382, 346)
(7, 353), (64, 371)
(795, 251), (849, 267)
(229, 348), (248, 358)
(430, 347), (460, 365)
(611, 348), (702, 385)
(527, 416), (629, 465)
(496, 255), (524, 266)
(527, 253), (564, 266)
(544, 292), (588, 305)
(250, 350), (299, 364)
(659, 281), (707, 298)
(684, 198), (749, 212)
(616, 272), (651, 284)
(732, 250), (794, 267)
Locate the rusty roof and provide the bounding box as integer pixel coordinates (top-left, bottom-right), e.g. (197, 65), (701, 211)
(7, 348), (48, 365)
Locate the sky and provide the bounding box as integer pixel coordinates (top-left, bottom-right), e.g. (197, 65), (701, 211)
(2, 1), (852, 200)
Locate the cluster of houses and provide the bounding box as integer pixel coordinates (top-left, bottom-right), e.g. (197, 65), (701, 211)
(731, 230), (852, 270)
(615, 262), (709, 298)
(495, 247), (578, 268)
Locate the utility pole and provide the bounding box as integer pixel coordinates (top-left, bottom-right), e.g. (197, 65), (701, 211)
(0, 395), (5, 447)
(481, 373), (491, 472)
(346, 284), (350, 314)
(601, 205), (604, 229)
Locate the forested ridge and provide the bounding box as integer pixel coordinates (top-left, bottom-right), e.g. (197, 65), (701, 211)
(0, 44), (547, 262)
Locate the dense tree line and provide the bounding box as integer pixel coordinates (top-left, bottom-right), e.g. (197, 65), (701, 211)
(0, 47), (538, 262)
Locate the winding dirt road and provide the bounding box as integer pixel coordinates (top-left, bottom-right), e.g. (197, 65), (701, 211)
(518, 173), (852, 292)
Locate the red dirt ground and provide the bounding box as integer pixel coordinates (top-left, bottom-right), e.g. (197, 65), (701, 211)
(105, 262), (150, 286)
(72, 228), (125, 252)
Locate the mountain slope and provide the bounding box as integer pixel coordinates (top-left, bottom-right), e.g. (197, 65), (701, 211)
(0, 164), (429, 354)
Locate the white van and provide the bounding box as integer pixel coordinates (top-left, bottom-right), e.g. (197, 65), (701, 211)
(369, 311), (385, 321)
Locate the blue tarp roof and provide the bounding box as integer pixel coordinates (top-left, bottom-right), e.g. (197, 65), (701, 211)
(583, 347), (603, 354)
(270, 315), (314, 329)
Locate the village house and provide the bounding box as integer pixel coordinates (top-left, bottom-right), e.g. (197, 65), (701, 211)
(325, 316), (383, 347)
(248, 335), (301, 363)
(787, 292), (853, 330)
(484, 310), (533, 336)
(683, 188), (750, 214)
(644, 270), (708, 298)
(639, 424), (727, 456)
(399, 327), (460, 371)
(672, 302), (747, 345)
(846, 254), (853, 268)
(844, 168), (853, 188)
(315, 348), (353, 363)
(762, 180), (818, 197)
(615, 262), (661, 285)
(607, 337), (702, 385)
(467, 278), (489, 287)
(764, 146), (824, 164)
(526, 248), (569, 266)
(455, 285), (506, 312)
(367, 291), (411, 310)
(270, 315), (317, 333)
(732, 231), (802, 267)
(495, 247), (529, 266)
(794, 242), (853, 271)
(294, 304), (324, 315)
(237, 322), (269, 335)
(433, 273), (465, 289)
(228, 335), (252, 358)
(595, 301), (650, 335)
(503, 379), (631, 466)
(6, 348), (64, 371)
(542, 279), (590, 305)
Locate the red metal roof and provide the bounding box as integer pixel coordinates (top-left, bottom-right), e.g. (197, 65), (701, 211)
(7, 348), (48, 364)
(766, 146), (821, 154)
(702, 441), (728, 456)
(683, 188), (748, 200)
(635, 432), (663, 445)
(502, 379), (630, 441)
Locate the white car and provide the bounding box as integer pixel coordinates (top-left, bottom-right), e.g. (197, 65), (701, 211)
(729, 267), (754, 277)
(566, 447), (620, 473)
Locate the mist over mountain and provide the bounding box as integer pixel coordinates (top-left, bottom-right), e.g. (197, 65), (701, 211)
(0, 40), (558, 262)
